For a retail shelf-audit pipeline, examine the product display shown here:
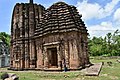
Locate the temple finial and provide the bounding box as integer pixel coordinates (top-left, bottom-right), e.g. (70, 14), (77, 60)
(30, 0), (33, 3)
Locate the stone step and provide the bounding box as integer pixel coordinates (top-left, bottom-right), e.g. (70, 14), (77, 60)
(83, 63), (103, 76)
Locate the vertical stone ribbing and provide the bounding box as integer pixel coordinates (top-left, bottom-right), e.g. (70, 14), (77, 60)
(19, 3), (25, 69)
(10, 3), (16, 68)
(24, 3), (30, 68)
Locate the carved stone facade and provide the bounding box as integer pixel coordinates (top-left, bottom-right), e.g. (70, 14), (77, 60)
(10, 0), (90, 70)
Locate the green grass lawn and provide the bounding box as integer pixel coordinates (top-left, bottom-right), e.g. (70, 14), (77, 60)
(0, 57), (120, 80)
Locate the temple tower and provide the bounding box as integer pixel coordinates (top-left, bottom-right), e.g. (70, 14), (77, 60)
(10, 0), (45, 70)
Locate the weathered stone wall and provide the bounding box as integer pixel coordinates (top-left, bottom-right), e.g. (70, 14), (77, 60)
(35, 31), (89, 69)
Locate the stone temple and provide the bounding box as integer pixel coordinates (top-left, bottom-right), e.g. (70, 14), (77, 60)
(10, 0), (90, 70)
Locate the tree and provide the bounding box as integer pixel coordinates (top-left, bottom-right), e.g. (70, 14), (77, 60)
(88, 37), (104, 56)
(88, 29), (120, 56)
(111, 29), (120, 56)
(0, 32), (10, 47)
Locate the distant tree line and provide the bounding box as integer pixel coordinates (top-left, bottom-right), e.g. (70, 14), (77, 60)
(88, 29), (120, 56)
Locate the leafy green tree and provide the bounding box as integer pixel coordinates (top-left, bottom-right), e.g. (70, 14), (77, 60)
(88, 37), (104, 56)
(88, 29), (120, 56)
(111, 29), (120, 56)
(0, 32), (10, 47)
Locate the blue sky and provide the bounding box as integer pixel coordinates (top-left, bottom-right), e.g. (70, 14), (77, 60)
(0, 0), (120, 38)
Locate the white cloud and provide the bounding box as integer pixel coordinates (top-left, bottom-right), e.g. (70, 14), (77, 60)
(76, 0), (120, 37)
(114, 8), (120, 22)
(76, 0), (120, 20)
(113, 8), (120, 32)
(87, 22), (116, 37)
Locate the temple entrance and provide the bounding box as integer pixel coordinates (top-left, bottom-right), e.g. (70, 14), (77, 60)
(47, 47), (58, 68)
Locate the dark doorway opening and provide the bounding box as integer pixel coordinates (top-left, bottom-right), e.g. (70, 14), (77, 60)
(47, 47), (58, 68)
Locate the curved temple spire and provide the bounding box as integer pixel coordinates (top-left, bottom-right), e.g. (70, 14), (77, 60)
(30, 0), (33, 3)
